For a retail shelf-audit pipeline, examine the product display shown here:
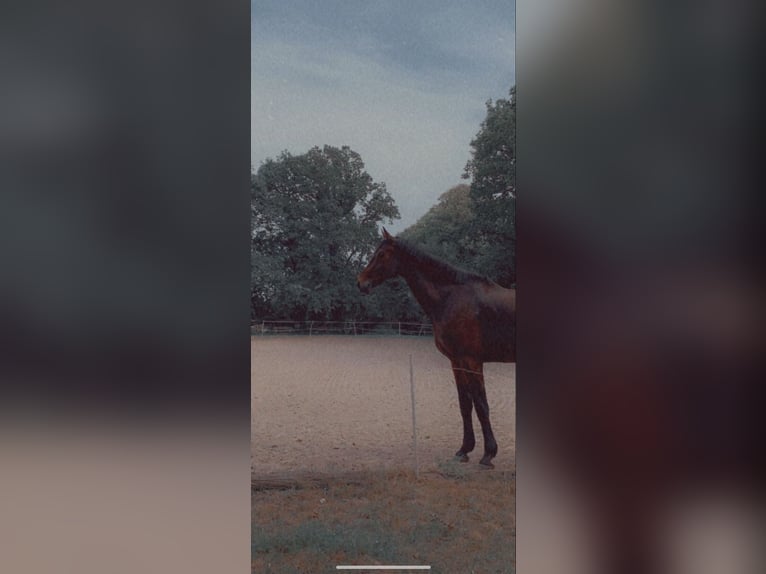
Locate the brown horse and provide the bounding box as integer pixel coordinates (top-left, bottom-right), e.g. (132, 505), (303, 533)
(357, 228), (515, 467)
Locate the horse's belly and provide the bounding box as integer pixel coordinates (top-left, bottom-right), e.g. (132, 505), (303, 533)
(481, 322), (516, 363)
(482, 341), (516, 363)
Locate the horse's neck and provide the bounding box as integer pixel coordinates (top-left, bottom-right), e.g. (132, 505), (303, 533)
(399, 257), (444, 319)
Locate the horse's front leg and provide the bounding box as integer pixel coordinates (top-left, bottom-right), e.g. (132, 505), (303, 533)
(452, 364), (475, 462)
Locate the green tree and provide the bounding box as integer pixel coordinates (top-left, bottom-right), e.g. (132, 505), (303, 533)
(251, 145), (399, 321)
(400, 184), (479, 266)
(463, 86), (516, 286)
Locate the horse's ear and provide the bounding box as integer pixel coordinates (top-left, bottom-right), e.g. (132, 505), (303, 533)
(382, 227), (394, 242)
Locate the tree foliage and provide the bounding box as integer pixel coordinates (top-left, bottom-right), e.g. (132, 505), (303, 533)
(400, 184), (479, 266)
(463, 86), (516, 286)
(251, 145), (400, 321)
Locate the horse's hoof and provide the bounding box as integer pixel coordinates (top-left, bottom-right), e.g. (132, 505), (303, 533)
(455, 451), (469, 463)
(479, 457), (495, 468)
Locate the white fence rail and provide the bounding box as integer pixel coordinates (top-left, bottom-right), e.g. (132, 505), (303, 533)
(251, 320), (433, 337)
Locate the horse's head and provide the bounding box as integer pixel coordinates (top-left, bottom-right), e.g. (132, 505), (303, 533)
(357, 228), (400, 294)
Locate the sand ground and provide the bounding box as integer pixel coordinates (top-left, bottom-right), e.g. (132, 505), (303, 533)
(251, 336), (515, 477)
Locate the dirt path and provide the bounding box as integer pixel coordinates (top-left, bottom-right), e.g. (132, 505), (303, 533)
(251, 336), (515, 477)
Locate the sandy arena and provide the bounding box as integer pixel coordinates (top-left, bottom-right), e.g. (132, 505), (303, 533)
(251, 336), (515, 477)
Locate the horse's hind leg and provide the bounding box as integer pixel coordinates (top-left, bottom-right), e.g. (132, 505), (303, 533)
(452, 364), (475, 462)
(468, 365), (498, 467)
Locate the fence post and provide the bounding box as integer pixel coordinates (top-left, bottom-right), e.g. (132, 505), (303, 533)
(309, 321), (313, 336)
(261, 321), (265, 336)
(353, 321), (357, 336)
(399, 322), (401, 336)
(410, 354), (419, 479)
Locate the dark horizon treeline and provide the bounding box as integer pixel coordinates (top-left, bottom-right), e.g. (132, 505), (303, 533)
(251, 87), (515, 323)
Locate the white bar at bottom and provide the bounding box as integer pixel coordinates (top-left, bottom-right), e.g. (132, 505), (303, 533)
(336, 567), (431, 571)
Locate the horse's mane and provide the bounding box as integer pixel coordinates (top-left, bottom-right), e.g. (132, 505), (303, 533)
(394, 239), (494, 286)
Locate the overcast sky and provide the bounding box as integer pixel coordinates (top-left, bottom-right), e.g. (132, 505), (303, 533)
(251, 0), (515, 233)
